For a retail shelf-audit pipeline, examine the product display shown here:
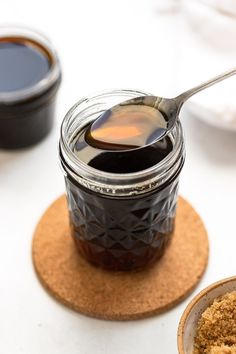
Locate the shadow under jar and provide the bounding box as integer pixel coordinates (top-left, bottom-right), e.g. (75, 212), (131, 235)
(59, 89), (185, 271)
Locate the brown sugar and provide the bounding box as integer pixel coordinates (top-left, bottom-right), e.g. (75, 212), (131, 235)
(209, 346), (236, 354)
(193, 291), (236, 354)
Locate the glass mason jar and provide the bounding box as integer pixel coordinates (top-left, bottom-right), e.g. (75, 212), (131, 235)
(0, 26), (61, 149)
(59, 89), (185, 271)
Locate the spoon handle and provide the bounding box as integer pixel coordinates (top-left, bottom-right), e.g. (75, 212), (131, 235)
(175, 67), (236, 108)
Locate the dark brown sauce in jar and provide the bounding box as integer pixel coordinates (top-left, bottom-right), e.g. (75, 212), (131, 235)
(0, 28), (61, 149)
(59, 90), (185, 271)
(66, 172), (180, 271)
(0, 37), (52, 92)
(74, 123), (173, 173)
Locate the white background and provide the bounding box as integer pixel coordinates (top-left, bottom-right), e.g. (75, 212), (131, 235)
(1, 1), (236, 353)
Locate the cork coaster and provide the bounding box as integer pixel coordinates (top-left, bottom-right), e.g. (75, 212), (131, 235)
(32, 195), (209, 321)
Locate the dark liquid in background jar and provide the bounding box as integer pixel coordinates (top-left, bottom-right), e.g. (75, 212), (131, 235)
(66, 107), (180, 271)
(0, 37), (60, 149)
(0, 37), (51, 92)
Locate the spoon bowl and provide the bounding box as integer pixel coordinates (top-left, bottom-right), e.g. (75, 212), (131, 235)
(85, 95), (178, 152)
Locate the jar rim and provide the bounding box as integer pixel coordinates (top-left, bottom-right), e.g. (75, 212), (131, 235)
(59, 89), (185, 196)
(0, 25), (61, 104)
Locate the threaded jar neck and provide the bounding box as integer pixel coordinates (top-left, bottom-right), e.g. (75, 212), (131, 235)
(59, 89), (185, 197)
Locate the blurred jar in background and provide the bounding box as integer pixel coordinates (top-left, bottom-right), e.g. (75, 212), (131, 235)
(178, 0), (236, 131)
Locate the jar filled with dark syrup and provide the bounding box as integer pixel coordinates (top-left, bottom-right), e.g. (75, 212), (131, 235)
(59, 90), (185, 271)
(0, 27), (61, 149)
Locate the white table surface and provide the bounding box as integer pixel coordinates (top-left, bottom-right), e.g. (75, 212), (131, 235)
(1, 1), (236, 353)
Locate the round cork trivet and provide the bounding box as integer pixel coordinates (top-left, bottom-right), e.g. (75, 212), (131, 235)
(32, 195), (209, 321)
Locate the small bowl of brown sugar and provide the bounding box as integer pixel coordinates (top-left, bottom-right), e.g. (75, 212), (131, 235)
(177, 276), (236, 354)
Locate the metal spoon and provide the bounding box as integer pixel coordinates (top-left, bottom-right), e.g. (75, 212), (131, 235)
(86, 67), (236, 151)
